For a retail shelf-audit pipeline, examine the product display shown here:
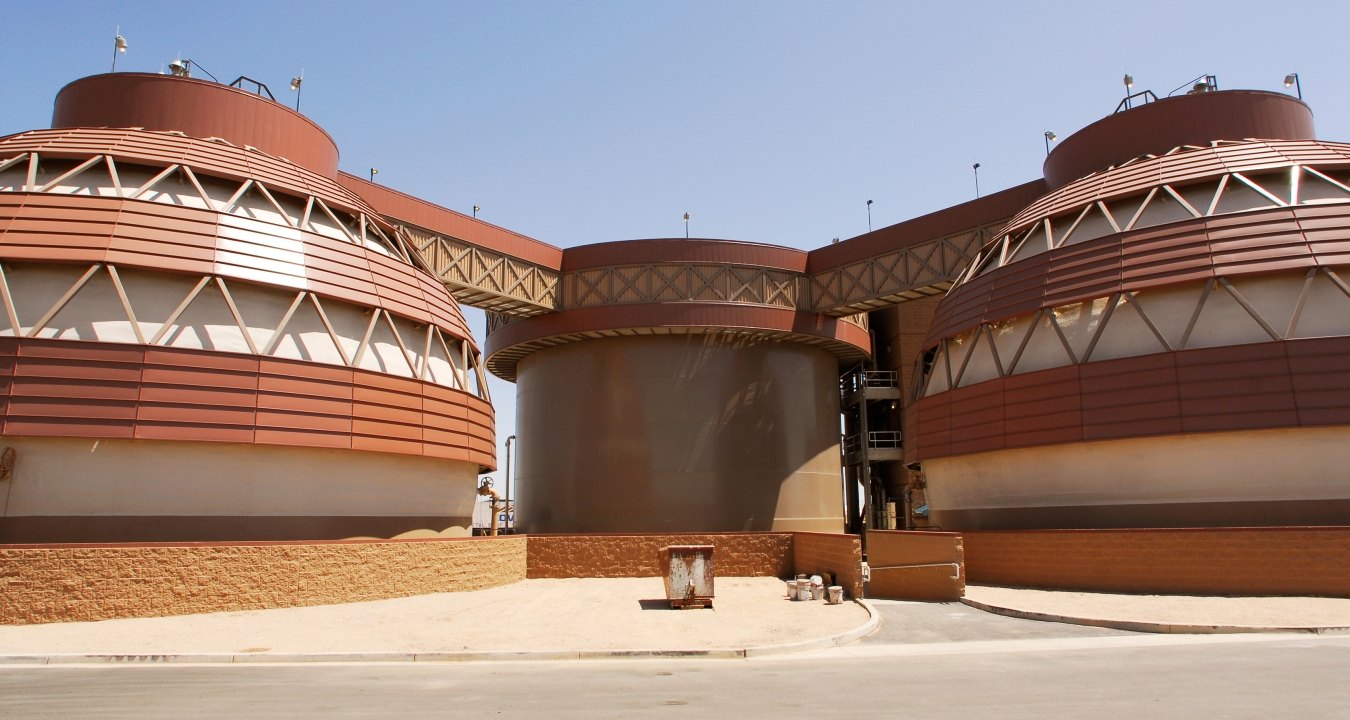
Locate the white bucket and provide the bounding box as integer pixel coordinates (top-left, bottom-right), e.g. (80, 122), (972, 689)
(827, 586), (844, 605)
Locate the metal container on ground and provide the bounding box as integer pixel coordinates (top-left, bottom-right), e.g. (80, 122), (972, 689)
(660, 545), (715, 609)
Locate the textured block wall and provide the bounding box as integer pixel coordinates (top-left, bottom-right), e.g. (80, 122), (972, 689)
(963, 527), (1350, 597)
(0, 535), (526, 625)
(526, 533), (794, 579)
(792, 532), (863, 598)
(866, 530), (964, 601)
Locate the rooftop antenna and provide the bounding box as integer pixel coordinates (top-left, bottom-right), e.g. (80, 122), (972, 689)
(167, 57), (219, 82)
(111, 27), (128, 72)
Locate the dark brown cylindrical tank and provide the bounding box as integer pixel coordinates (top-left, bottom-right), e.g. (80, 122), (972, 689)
(52, 73), (340, 177)
(514, 334), (844, 533)
(1043, 90), (1313, 188)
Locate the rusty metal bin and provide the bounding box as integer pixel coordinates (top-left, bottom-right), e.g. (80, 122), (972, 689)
(659, 545), (714, 609)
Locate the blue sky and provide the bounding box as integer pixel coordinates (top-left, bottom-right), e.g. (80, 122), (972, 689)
(5, 1), (1348, 474)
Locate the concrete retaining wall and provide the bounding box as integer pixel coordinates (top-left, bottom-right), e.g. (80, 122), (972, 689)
(0, 535), (526, 625)
(526, 533), (794, 579)
(866, 530), (964, 601)
(963, 527), (1350, 597)
(792, 532), (864, 599)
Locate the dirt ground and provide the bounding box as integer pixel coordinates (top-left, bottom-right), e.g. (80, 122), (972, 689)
(0, 577), (870, 656)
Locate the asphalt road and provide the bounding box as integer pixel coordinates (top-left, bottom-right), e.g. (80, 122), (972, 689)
(3, 633), (1348, 719)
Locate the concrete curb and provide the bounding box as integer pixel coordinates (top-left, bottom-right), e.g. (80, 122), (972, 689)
(0, 599), (880, 666)
(959, 597), (1350, 635)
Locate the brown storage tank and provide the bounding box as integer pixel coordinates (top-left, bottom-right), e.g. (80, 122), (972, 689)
(911, 90), (1350, 529)
(515, 334), (843, 532)
(486, 238), (872, 533)
(0, 74), (494, 542)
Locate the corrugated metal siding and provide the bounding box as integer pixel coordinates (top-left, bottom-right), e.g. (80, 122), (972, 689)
(0, 337), (494, 469)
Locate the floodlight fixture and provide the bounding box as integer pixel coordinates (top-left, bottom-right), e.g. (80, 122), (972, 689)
(289, 71), (303, 111)
(369, 168), (378, 182)
(111, 30), (128, 71)
(1284, 72), (1302, 100)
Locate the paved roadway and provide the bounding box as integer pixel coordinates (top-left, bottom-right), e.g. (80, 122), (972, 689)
(3, 602), (1348, 719)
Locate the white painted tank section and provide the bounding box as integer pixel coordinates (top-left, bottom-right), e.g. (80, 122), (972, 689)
(923, 426), (1350, 511)
(0, 436), (480, 518)
(924, 270), (1350, 396)
(0, 263), (477, 394)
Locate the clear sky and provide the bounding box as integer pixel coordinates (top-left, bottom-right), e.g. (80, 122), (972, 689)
(4, 1), (1348, 475)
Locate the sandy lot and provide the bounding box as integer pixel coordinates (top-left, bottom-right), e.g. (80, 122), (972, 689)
(964, 585), (1350, 629)
(0, 577), (870, 656)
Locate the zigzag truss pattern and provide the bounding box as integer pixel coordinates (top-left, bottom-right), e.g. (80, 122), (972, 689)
(397, 224), (557, 316)
(0, 151), (424, 269)
(959, 163), (1350, 283)
(921, 266), (1350, 398)
(0, 261), (491, 399)
(808, 220), (1006, 316)
(565, 263), (800, 310)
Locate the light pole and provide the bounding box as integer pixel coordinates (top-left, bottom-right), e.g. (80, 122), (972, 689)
(289, 71), (303, 111)
(473, 205), (479, 218)
(1123, 74), (1134, 109)
(683, 212), (690, 238)
(972, 163), (981, 199)
(1044, 131), (1057, 156)
(504, 434), (517, 531)
(111, 30), (127, 72)
(1284, 73), (1302, 100)
(866, 199), (873, 232)
(369, 168), (378, 182)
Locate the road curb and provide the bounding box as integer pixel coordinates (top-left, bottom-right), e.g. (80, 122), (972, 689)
(0, 599), (880, 666)
(959, 597), (1350, 635)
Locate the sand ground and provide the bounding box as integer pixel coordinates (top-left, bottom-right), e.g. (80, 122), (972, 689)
(963, 585), (1350, 629)
(0, 577), (868, 656)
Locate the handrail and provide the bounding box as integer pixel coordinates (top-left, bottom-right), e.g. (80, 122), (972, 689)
(842, 430), (903, 455)
(867, 561), (961, 579)
(839, 369), (900, 394)
(229, 76), (276, 101)
(1114, 89), (1159, 114)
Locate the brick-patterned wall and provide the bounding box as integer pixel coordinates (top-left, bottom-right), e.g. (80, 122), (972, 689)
(866, 530), (964, 601)
(964, 527), (1350, 597)
(792, 532), (863, 599)
(526, 533), (794, 579)
(0, 535), (526, 625)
